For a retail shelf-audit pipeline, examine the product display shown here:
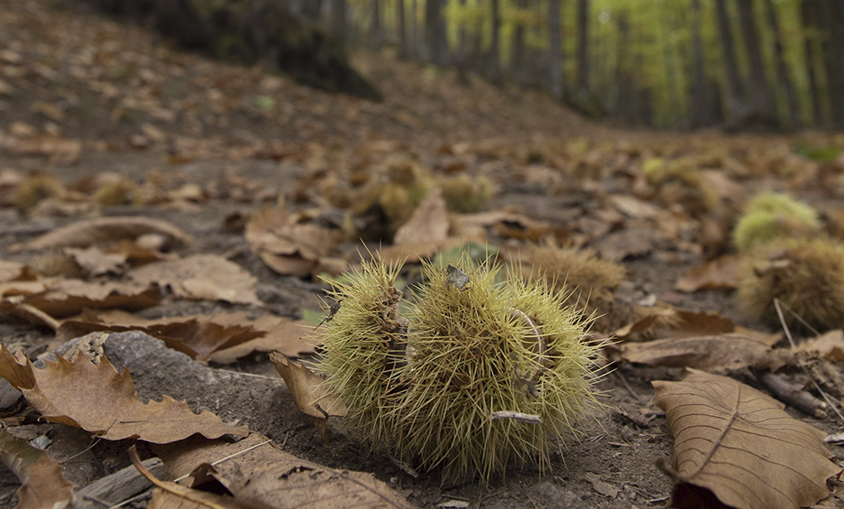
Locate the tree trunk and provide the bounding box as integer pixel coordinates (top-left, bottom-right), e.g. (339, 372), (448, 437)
(332, 0), (346, 43)
(763, 0), (800, 128)
(735, 0), (778, 126)
(714, 0), (747, 122)
(425, 0), (447, 65)
(689, 0), (713, 128)
(397, 0), (407, 57)
(820, 0), (844, 128)
(410, 0), (418, 58)
(800, 0), (822, 126)
(576, 0), (589, 100)
(510, 0), (528, 85)
(299, 0), (324, 22)
(488, 0), (502, 83)
(548, 0), (563, 99)
(371, 0), (382, 49)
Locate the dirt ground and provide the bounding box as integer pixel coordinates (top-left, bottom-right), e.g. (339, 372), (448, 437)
(1, 0), (843, 507)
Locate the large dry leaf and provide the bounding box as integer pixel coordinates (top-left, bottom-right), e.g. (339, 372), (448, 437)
(614, 334), (792, 372)
(129, 255), (259, 305)
(1, 278), (162, 319)
(65, 246), (128, 277)
(0, 429), (73, 509)
(155, 433), (413, 509)
(676, 254), (743, 293)
(129, 447), (252, 509)
(209, 314), (316, 364)
(0, 345), (247, 443)
(246, 201), (345, 277)
(270, 353), (346, 440)
(58, 311), (264, 361)
(393, 188), (449, 245)
(10, 216), (192, 252)
(653, 370), (841, 509)
(58, 311), (315, 362)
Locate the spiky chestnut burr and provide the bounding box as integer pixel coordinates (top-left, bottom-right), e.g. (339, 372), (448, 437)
(317, 254), (600, 480)
(14, 174), (64, 212)
(732, 192), (820, 253)
(738, 237), (844, 331)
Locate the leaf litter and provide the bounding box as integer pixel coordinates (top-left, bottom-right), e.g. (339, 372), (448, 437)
(0, 0), (843, 507)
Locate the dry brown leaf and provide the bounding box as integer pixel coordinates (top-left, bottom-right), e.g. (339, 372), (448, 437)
(594, 228), (657, 261)
(614, 334), (792, 372)
(246, 201), (345, 277)
(209, 315), (316, 364)
(270, 353), (346, 440)
(65, 246), (127, 277)
(452, 210), (547, 242)
(654, 369), (841, 509)
(10, 216), (192, 252)
(58, 311), (315, 362)
(0, 429), (73, 509)
(0, 345), (248, 443)
(57, 311), (265, 361)
(393, 188), (449, 245)
(1, 278), (162, 319)
(798, 330), (844, 362)
(5, 135), (81, 164)
(610, 194), (660, 220)
(129, 255), (260, 305)
(154, 433), (413, 509)
(129, 446), (252, 509)
(0, 260), (35, 284)
(676, 254), (744, 293)
(652, 310), (735, 339)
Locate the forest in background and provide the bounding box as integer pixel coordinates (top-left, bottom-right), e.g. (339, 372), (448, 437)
(288, 0), (844, 131)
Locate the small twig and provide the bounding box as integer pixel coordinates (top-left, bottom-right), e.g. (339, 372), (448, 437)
(214, 369), (285, 382)
(757, 371), (827, 419)
(490, 411), (542, 424)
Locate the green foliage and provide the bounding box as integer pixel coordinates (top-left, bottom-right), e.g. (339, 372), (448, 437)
(317, 252), (600, 479)
(732, 192), (820, 252)
(795, 143), (840, 163)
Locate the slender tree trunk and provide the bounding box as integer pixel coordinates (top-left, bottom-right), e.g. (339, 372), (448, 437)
(510, 0), (528, 85)
(425, 0), (447, 65)
(663, 12), (683, 127)
(397, 0), (407, 57)
(576, 0), (589, 101)
(763, 0), (800, 128)
(332, 0), (347, 43)
(735, 0), (778, 125)
(457, 0), (467, 62)
(410, 0), (418, 58)
(801, 0), (822, 126)
(371, 0), (383, 49)
(690, 0), (712, 128)
(714, 0), (747, 122)
(489, 0), (502, 82)
(548, 0), (563, 99)
(820, 0), (844, 128)
(300, 0), (324, 22)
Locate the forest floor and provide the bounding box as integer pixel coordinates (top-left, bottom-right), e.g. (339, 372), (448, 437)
(1, 0), (844, 508)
